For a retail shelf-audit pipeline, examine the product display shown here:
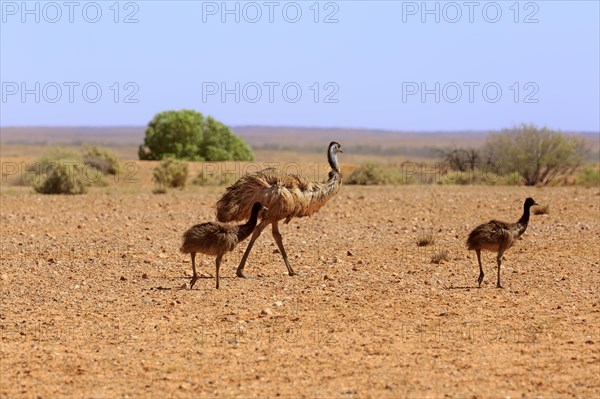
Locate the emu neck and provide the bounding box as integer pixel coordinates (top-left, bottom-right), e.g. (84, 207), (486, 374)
(517, 204), (531, 227)
(328, 148), (340, 175)
(237, 208), (260, 241)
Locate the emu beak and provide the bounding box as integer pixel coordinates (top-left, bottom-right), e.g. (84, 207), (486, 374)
(338, 149), (343, 153)
(533, 201), (539, 206)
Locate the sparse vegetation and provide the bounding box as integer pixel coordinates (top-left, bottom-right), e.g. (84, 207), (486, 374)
(417, 232), (435, 247)
(483, 124), (588, 186)
(438, 146), (480, 172)
(33, 162), (88, 195)
(139, 109), (254, 161)
(82, 145), (119, 175)
(576, 166), (600, 187)
(533, 204), (550, 215)
(345, 162), (401, 185)
(431, 249), (449, 264)
(152, 158), (188, 191)
(192, 169), (237, 186)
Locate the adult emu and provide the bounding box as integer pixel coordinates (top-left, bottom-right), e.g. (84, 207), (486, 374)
(216, 141), (343, 278)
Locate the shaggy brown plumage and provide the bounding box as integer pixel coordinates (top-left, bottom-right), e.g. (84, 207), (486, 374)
(180, 202), (267, 289)
(215, 141), (343, 278)
(467, 197), (538, 288)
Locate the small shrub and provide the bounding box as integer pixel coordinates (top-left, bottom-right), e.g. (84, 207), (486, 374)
(417, 232), (435, 247)
(533, 204), (549, 215)
(345, 162), (400, 185)
(153, 158), (188, 190)
(437, 171), (472, 185)
(192, 170), (237, 186)
(431, 249), (449, 264)
(33, 163), (88, 195)
(576, 167), (600, 187)
(28, 148), (82, 178)
(82, 145), (119, 175)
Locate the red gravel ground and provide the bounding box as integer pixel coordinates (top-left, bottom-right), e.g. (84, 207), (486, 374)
(1, 184), (599, 398)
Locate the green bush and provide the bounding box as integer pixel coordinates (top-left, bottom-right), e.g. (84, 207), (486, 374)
(139, 110), (254, 162)
(345, 162), (401, 185)
(33, 162), (88, 195)
(576, 166), (600, 187)
(153, 158), (188, 190)
(82, 145), (119, 175)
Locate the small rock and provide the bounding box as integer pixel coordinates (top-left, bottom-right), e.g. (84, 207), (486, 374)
(120, 276), (127, 281)
(142, 297), (152, 304)
(179, 382), (192, 390)
(347, 251), (354, 256)
(260, 308), (273, 317)
(142, 273), (148, 279)
(357, 259), (364, 265)
(324, 275), (333, 281)
(273, 301), (283, 307)
(273, 249), (280, 254)
(437, 308), (447, 316)
(228, 338), (238, 345)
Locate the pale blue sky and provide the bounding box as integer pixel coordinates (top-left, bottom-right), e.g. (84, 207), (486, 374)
(1, 1), (599, 131)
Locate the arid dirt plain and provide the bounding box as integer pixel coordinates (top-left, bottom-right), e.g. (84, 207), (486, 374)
(1, 165), (599, 398)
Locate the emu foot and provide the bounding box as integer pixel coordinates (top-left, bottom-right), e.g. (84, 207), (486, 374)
(189, 276), (198, 290)
(477, 274), (484, 288)
(236, 270), (253, 279)
(496, 283), (504, 289)
(289, 271), (305, 277)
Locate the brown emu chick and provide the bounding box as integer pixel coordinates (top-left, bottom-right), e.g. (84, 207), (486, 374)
(467, 197), (538, 288)
(180, 202), (267, 289)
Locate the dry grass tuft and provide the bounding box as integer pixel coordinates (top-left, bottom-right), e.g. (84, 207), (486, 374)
(417, 232), (435, 247)
(534, 204), (550, 215)
(431, 249), (449, 264)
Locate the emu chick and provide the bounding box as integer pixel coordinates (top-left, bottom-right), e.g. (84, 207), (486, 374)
(467, 197), (538, 288)
(180, 202), (266, 289)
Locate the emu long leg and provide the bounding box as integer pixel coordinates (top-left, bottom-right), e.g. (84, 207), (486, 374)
(496, 250), (505, 288)
(476, 249), (484, 288)
(272, 221), (297, 276)
(190, 252), (199, 289)
(236, 219), (269, 278)
(215, 254), (223, 289)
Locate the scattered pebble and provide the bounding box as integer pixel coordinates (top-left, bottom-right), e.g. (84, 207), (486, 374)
(260, 308), (273, 317)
